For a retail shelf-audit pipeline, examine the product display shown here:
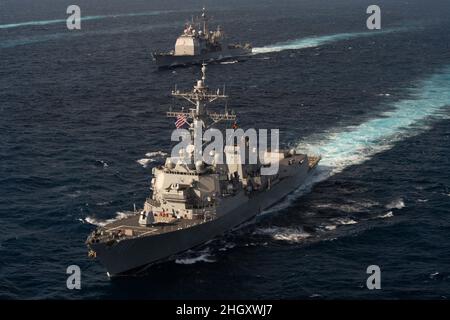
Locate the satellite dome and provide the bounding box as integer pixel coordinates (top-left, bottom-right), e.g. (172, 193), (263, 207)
(195, 160), (205, 172)
(166, 158), (175, 169)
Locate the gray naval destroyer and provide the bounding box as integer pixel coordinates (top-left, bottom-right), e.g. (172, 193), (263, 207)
(86, 65), (320, 277)
(152, 8), (252, 68)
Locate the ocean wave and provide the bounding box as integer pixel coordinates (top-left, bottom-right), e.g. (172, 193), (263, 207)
(334, 218), (358, 225)
(95, 201), (110, 206)
(220, 60), (238, 65)
(136, 158), (155, 168)
(386, 198), (405, 210)
(430, 272), (440, 279)
(175, 254), (216, 265)
(96, 160), (109, 168)
(254, 226), (311, 243)
(175, 248), (216, 265)
(218, 242), (236, 252)
(137, 150), (167, 168)
(314, 200), (379, 213)
(378, 211), (394, 219)
(323, 225), (337, 231)
(67, 190), (82, 198)
(84, 211), (133, 227)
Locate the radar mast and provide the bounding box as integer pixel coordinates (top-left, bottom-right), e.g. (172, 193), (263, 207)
(167, 64), (236, 129)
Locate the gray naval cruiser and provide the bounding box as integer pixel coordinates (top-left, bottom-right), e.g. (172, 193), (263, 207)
(152, 8), (252, 68)
(86, 65), (320, 277)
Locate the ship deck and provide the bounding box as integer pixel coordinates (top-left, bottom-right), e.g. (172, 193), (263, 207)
(92, 213), (205, 241)
(308, 155), (321, 169)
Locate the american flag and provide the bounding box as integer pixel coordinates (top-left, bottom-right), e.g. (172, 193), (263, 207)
(175, 114), (188, 129)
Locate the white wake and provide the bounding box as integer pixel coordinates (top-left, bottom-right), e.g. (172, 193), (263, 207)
(297, 67), (450, 176)
(252, 27), (409, 54)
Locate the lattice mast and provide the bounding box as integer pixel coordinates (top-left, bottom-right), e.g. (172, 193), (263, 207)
(167, 64), (236, 133)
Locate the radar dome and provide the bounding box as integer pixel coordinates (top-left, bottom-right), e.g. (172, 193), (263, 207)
(165, 158), (175, 169)
(195, 160), (205, 172)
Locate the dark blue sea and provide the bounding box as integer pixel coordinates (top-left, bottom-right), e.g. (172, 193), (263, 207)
(1, 0), (450, 299)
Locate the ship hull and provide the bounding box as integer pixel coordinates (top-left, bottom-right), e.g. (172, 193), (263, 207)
(89, 161), (311, 276)
(152, 47), (252, 68)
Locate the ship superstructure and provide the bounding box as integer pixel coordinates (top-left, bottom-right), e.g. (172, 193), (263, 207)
(152, 8), (252, 68)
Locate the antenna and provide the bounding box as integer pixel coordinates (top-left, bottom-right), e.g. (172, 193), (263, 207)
(201, 63), (207, 82)
(202, 7), (208, 34)
(168, 64), (235, 125)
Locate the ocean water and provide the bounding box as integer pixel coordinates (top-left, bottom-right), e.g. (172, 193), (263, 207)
(1, 0), (450, 299)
